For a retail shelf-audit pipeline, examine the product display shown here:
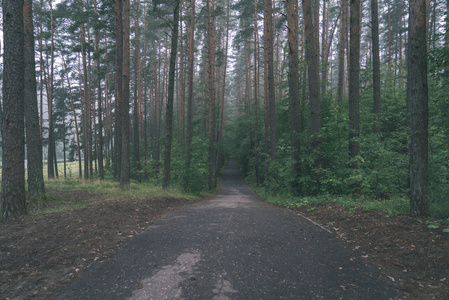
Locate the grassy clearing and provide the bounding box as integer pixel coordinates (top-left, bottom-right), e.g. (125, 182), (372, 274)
(27, 178), (207, 216)
(45, 178), (202, 201)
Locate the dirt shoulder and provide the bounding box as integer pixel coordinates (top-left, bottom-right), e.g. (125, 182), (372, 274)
(290, 202), (449, 299)
(1, 191), (448, 299)
(0, 190), (206, 300)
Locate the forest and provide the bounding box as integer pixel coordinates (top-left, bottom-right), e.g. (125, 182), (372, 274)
(0, 0), (447, 220)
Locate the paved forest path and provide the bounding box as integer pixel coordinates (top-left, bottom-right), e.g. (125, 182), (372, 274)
(56, 160), (399, 299)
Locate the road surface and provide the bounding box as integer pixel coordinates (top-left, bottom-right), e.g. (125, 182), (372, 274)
(56, 160), (399, 299)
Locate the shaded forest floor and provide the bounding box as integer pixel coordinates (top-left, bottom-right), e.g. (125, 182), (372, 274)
(290, 203), (449, 299)
(1, 191), (448, 299)
(0, 189), (207, 300)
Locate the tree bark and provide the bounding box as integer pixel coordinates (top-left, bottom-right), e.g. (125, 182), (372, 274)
(371, 0), (381, 134)
(133, 0), (141, 175)
(349, 0), (361, 161)
(408, 0), (429, 217)
(61, 55), (82, 178)
(264, 0), (277, 159)
(47, 0), (55, 179)
(121, 0), (131, 189)
(253, 0), (260, 184)
(206, 0), (217, 190)
(114, 0), (123, 181)
(337, 0), (348, 103)
(162, 0), (181, 190)
(1, 0), (26, 219)
(185, 0), (196, 189)
(94, 0), (104, 180)
(24, 0), (45, 202)
(303, 0), (322, 169)
(287, 0), (301, 194)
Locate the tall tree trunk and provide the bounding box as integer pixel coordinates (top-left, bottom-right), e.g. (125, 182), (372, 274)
(120, 0), (131, 189)
(1, 0), (26, 219)
(133, 0), (141, 175)
(371, 0), (381, 134)
(216, 0), (230, 176)
(179, 1), (186, 144)
(39, 0), (44, 142)
(185, 0), (196, 190)
(80, 7), (90, 180)
(303, 0), (322, 170)
(47, 0), (55, 179)
(287, 0), (301, 194)
(94, 0), (104, 180)
(264, 0), (277, 159)
(24, 0), (45, 201)
(114, 0), (123, 181)
(349, 0), (361, 161)
(408, 0), (429, 217)
(254, 0), (260, 184)
(337, 0), (348, 103)
(162, 0), (181, 190)
(206, 0), (217, 190)
(62, 55), (82, 178)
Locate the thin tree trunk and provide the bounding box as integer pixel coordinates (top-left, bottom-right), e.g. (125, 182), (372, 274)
(185, 0), (196, 190)
(179, 1), (186, 143)
(61, 55), (82, 178)
(253, 0), (260, 184)
(264, 0), (276, 160)
(206, 0), (217, 190)
(47, 0), (55, 179)
(349, 0), (361, 161)
(162, 0), (181, 190)
(133, 0), (141, 175)
(337, 0), (348, 103)
(94, 0), (104, 180)
(121, 0), (131, 189)
(216, 0), (230, 176)
(287, 0), (301, 194)
(371, 0), (381, 134)
(114, 0), (123, 181)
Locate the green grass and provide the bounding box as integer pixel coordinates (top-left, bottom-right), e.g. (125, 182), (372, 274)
(46, 177), (202, 201)
(25, 178), (205, 216)
(252, 184), (449, 219)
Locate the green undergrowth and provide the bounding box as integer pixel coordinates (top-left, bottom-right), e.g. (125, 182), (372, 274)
(252, 184), (449, 220)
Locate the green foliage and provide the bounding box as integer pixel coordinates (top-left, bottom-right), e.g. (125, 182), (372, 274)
(226, 46), (449, 219)
(171, 137), (210, 194)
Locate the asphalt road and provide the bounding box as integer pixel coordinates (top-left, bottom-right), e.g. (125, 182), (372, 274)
(56, 160), (399, 299)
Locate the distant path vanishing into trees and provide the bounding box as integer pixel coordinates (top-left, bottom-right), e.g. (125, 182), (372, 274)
(56, 160), (400, 299)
